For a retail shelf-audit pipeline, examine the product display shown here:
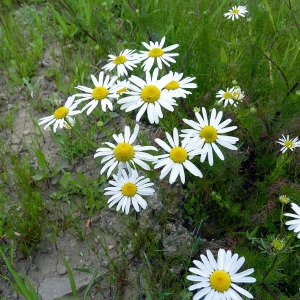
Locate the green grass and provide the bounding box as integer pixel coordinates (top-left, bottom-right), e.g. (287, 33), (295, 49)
(0, 0), (300, 299)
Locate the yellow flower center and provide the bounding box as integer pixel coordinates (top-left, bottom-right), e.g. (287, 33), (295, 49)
(117, 87), (127, 94)
(121, 182), (137, 197)
(210, 270), (231, 292)
(92, 86), (109, 101)
(114, 142), (135, 162)
(141, 85), (161, 103)
(271, 239), (284, 251)
(169, 147), (188, 163)
(113, 55), (127, 65)
(284, 140), (294, 148)
(232, 9), (240, 14)
(200, 126), (217, 143)
(149, 48), (164, 58)
(165, 80), (180, 90)
(279, 195), (290, 204)
(223, 91), (232, 99)
(54, 107), (69, 119)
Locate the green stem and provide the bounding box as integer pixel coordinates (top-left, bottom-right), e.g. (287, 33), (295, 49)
(280, 203), (284, 238)
(65, 119), (97, 150)
(106, 111), (118, 133)
(266, 151), (290, 184)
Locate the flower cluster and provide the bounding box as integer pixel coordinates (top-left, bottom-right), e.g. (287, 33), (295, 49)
(38, 36), (240, 212)
(36, 30), (256, 300)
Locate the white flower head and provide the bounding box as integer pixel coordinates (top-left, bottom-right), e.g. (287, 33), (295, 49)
(94, 124), (157, 177)
(161, 71), (197, 98)
(38, 95), (81, 133)
(216, 86), (244, 107)
(102, 49), (141, 77)
(216, 87), (235, 107)
(233, 86), (245, 101)
(117, 68), (178, 124)
(284, 202), (300, 239)
(276, 134), (300, 153)
(187, 249), (256, 299)
(139, 36), (179, 72)
(104, 168), (155, 214)
(75, 72), (119, 114)
(224, 5), (248, 20)
(182, 107), (239, 166)
(279, 195), (291, 205)
(154, 127), (204, 184)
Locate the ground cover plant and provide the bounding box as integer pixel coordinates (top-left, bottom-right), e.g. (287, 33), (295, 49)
(0, 0), (300, 299)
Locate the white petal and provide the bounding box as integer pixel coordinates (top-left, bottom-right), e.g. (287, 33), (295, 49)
(190, 287), (211, 299)
(129, 124), (139, 144)
(211, 142), (225, 160)
(206, 250), (218, 270)
(155, 138), (172, 152)
(124, 125), (131, 142)
(229, 256), (245, 275)
(169, 163), (180, 184)
(231, 268), (255, 282)
(183, 160), (203, 178)
(231, 283), (254, 299)
(135, 103), (148, 121)
(217, 249), (226, 270)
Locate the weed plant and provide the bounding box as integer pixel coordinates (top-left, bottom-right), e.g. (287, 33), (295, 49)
(0, 0), (300, 299)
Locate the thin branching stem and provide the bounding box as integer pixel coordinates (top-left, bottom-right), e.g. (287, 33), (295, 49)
(240, 21), (289, 91)
(65, 118), (97, 150)
(284, 0), (300, 34)
(106, 112), (118, 133)
(262, 282), (280, 300)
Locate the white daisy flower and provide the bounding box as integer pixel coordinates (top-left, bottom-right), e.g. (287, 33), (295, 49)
(139, 36), (179, 72)
(187, 249), (256, 300)
(216, 87), (236, 107)
(154, 127), (203, 184)
(182, 107), (239, 166)
(104, 168), (155, 214)
(161, 71), (197, 98)
(276, 134), (300, 153)
(38, 95), (81, 133)
(102, 49), (141, 77)
(284, 202), (300, 239)
(94, 124), (157, 177)
(232, 86), (245, 102)
(117, 68), (178, 124)
(224, 6), (248, 20)
(75, 72), (119, 114)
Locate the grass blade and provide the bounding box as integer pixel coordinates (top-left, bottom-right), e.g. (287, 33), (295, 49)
(0, 247), (39, 300)
(61, 254), (78, 297)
